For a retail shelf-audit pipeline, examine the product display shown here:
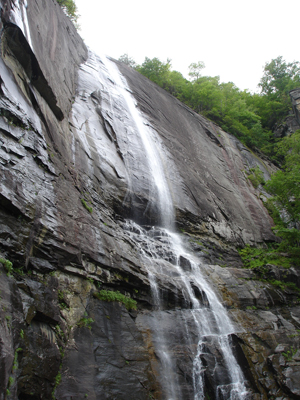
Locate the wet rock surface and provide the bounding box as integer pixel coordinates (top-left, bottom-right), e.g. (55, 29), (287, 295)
(0, 0), (300, 399)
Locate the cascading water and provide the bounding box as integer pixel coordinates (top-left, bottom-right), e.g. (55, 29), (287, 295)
(75, 51), (250, 399)
(124, 222), (249, 400)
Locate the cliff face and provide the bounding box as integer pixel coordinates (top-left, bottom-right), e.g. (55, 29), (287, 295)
(1, 1), (300, 399)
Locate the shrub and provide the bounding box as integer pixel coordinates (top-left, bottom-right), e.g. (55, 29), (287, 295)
(94, 290), (137, 310)
(77, 312), (94, 329)
(0, 258), (13, 276)
(247, 167), (265, 188)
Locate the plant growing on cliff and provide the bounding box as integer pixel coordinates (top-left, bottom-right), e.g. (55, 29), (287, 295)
(265, 130), (300, 252)
(0, 257), (13, 276)
(56, 0), (79, 26)
(118, 54), (137, 69)
(81, 198), (93, 213)
(52, 371), (62, 399)
(93, 290), (137, 310)
(282, 346), (298, 361)
(58, 290), (69, 310)
(247, 167), (265, 189)
(77, 312), (95, 329)
(238, 245), (294, 270)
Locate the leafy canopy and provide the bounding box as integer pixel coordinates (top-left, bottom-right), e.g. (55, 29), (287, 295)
(136, 57), (172, 88)
(259, 56), (300, 97)
(267, 130), (300, 215)
(118, 53), (300, 264)
(118, 54), (137, 69)
(120, 55), (300, 156)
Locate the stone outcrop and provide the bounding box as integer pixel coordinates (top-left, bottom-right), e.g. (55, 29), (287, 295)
(290, 89), (300, 128)
(0, 0), (300, 399)
(273, 89), (300, 138)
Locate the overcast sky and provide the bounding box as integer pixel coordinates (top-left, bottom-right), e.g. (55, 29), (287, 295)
(75, 0), (299, 93)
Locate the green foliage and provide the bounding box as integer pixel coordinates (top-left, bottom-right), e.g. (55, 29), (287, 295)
(12, 348), (22, 372)
(188, 61), (205, 81)
(81, 198), (93, 213)
(238, 244), (295, 270)
(52, 371), (62, 399)
(94, 289), (137, 310)
(77, 313), (94, 329)
(0, 257), (13, 276)
(258, 56), (300, 130)
(247, 167), (265, 189)
(55, 373), (62, 385)
(238, 244), (300, 293)
(265, 130), (300, 250)
(58, 290), (68, 309)
(269, 279), (286, 290)
(57, 0), (79, 26)
(136, 57), (172, 89)
(133, 55), (300, 156)
(118, 54), (137, 68)
(282, 346), (298, 361)
(259, 56), (300, 97)
(134, 57), (266, 150)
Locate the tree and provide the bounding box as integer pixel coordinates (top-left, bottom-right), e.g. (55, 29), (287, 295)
(188, 61), (205, 81)
(136, 57), (172, 88)
(257, 57), (300, 130)
(57, 0), (79, 26)
(265, 130), (300, 249)
(118, 54), (137, 69)
(259, 56), (300, 96)
(135, 55), (300, 155)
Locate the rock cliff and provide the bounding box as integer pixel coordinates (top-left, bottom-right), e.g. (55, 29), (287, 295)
(1, 1), (300, 399)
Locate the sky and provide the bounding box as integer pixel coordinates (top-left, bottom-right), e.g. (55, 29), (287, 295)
(75, 0), (299, 93)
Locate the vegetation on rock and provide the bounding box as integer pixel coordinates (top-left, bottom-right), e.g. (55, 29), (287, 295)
(120, 55), (300, 156)
(0, 257), (13, 276)
(119, 53), (300, 270)
(57, 0), (79, 26)
(94, 289), (137, 310)
(247, 167), (265, 189)
(77, 312), (95, 329)
(81, 198), (93, 213)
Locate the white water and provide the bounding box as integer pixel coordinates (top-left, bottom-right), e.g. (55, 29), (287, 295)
(75, 52), (249, 399)
(10, 0), (33, 49)
(101, 58), (174, 228)
(124, 222), (249, 400)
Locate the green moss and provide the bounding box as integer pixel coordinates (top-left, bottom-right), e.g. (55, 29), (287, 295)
(52, 371), (62, 399)
(94, 290), (137, 310)
(81, 198), (93, 213)
(58, 290), (68, 309)
(12, 348), (22, 372)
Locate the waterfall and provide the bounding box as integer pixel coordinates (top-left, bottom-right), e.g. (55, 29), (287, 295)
(124, 223), (249, 400)
(76, 51), (250, 399)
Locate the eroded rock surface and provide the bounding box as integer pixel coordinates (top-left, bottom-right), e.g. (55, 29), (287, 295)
(0, 0), (300, 399)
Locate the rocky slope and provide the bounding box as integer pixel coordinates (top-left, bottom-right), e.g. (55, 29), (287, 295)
(0, 1), (300, 399)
